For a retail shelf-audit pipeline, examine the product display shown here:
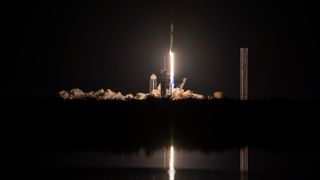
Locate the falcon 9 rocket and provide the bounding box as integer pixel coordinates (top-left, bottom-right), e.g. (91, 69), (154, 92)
(169, 23), (175, 94)
(160, 23), (175, 97)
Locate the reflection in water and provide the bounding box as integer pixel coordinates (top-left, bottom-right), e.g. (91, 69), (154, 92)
(168, 146), (175, 180)
(240, 146), (249, 180)
(240, 172), (248, 180)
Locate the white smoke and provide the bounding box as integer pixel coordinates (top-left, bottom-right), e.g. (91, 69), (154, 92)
(59, 88), (131, 100)
(59, 77), (209, 100)
(171, 88), (205, 100)
(213, 91), (224, 99)
(59, 87), (205, 101)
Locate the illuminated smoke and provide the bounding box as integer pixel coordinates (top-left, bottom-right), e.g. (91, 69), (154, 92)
(213, 91), (224, 99)
(58, 89), (128, 100)
(171, 88), (205, 100)
(59, 90), (69, 100)
(59, 88), (84, 100)
(59, 87), (205, 101)
(59, 77), (208, 101)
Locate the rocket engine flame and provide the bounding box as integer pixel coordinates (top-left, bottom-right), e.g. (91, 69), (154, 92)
(169, 51), (175, 93)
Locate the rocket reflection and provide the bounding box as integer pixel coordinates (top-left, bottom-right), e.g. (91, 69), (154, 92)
(168, 145), (175, 180)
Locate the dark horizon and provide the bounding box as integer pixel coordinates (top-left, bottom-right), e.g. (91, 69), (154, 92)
(2, 0), (320, 99)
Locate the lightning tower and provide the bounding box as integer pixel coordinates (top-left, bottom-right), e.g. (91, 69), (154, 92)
(240, 48), (248, 100)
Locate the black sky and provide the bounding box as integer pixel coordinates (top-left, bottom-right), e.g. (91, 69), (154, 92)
(2, 0), (319, 99)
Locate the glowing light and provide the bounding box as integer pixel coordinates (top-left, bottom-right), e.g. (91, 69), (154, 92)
(169, 51), (175, 93)
(168, 145), (175, 180)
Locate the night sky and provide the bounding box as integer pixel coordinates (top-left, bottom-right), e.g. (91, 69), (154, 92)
(2, 0), (319, 99)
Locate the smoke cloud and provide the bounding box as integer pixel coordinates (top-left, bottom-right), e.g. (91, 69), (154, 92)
(59, 87), (205, 101)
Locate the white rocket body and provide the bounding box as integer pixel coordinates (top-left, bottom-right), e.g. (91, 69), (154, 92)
(169, 23), (175, 93)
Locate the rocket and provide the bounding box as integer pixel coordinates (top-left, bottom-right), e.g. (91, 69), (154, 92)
(161, 23), (175, 97)
(170, 23), (174, 52)
(164, 23), (174, 72)
(169, 23), (175, 93)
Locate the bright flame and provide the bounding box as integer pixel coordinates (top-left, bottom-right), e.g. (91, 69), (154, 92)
(168, 145), (175, 180)
(169, 51), (175, 93)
